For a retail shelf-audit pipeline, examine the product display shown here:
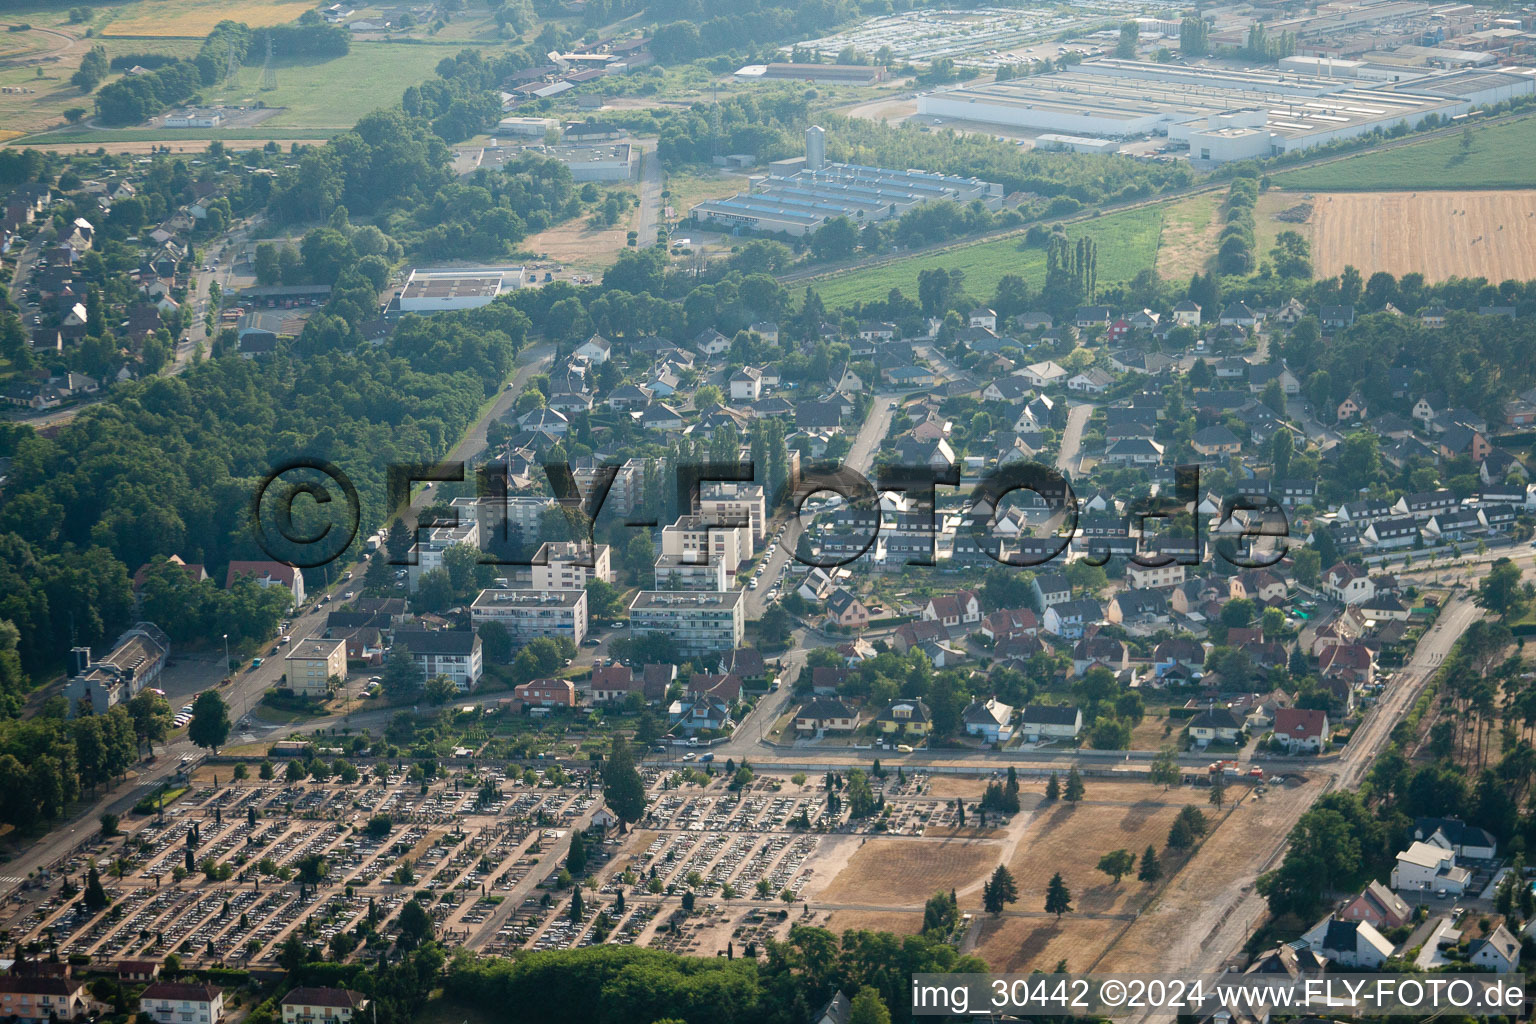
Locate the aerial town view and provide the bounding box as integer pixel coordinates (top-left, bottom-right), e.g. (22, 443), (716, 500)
(0, 0), (1535, 1021)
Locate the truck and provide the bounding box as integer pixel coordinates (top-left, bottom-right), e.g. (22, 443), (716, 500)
(1207, 760), (1239, 776)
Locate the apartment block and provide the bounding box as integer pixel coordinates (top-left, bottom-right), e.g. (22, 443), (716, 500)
(471, 588), (588, 645)
(629, 590), (745, 655)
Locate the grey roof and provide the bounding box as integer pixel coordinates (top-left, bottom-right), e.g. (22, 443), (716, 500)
(392, 628), (479, 656)
(1020, 703), (1080, 725)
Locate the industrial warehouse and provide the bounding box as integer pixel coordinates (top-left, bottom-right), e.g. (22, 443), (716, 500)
(688, 126), (1004, 237)
(917, 59), (1535, 163)
(397, 266), (524, 313)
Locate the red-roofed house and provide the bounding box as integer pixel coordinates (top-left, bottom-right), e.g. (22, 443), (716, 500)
(922, 589), (981, 629)
(515, 678), (577, 707)
(590, 664), (639, 703)
(133, 554), (208, 592)
(0, 973), (90, 1024)
(980, 608), (1038, 641)
(225, 559), (305, 608)
(1273, 707), (1328, 753)
(1319, 643), (1374, 686)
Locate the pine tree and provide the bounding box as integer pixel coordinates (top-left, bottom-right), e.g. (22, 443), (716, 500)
(567, 831), (587, 875)
(83, 866), (107, 912)
(1045, 772), (1060, 801)
(1209, 771), (1227, 811)
(568, 886), (583, 922)
(1138, 845), (1162, 883)
(602, 735), (648, 826)
(1044, 872), (1073, 919)
(982, 864), (1019, 915)
(1064, 767), (1085, 802)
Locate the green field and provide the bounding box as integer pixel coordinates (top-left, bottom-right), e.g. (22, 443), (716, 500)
(807, 205), (1166, 309)
(197, 42), (457, 128)
(1272, 115), (1536, 191)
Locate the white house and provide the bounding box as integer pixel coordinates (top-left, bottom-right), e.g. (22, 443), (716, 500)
(574, 334), (612, 364)
(1043, 599), (1101, 639)
(280, 988), (369, 1024)
(962, 697), (1014, 743)
(141, 983), (225, 1024)
(1468, 924), (1521, 973)
(1322, 562), (1375, 605)
(730, 366), (763, 401)
(1390, 841), (1471, 896)
(1018, 704), (1082, 741)
(1300, 917), (1393, 969)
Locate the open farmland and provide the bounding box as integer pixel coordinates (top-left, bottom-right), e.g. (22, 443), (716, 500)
(1304, 190), (1536, 282)
(806, 205), (1164, 309)
(98, 0), (320, 36)
(1272, 114), (1536, 191)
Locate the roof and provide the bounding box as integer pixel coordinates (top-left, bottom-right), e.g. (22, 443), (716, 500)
(1273, 707), (1327, 739)
(143, 982), (223, 1002)
(281, 988), (367, 1010)
(798, 696), (856, 719)
(392, 628), (479, 656)
(1019, 704), (1080, 725)
(962, 697), (1013, 727)
(226, 559), (299, 588)
(1397, 840), (1453, 868)
(875, 698), (931, 723)
(1416, 817), (1497, 850)
(1189, 706), (1244, 730)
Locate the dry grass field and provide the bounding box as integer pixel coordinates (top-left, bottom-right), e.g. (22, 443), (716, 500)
(1154, 192), (1221, 280)
(101, 0), (318, 36)
(813, 835), (1006, 905)
(974, 914), (1127, 973)
(521, 218), (634, 272)
(1305, 190), (1536, 282)
(1097, 777), (1317, 972)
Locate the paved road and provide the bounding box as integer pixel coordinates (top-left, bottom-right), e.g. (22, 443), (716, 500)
(743, 388), (896, 620)
(1132, 593), (1481, 1019)
(1057, 401), (1094, 477)
(634, 144), (663, 247)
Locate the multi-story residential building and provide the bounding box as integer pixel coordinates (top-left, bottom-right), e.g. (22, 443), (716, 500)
(392, 629), (483, 691)
(530, 541), (613, 590)
(284, 637), (348, 698)
(629, 590), (745, 655)
(1127, 560), (1186, 589)
(654, 553), (731, 591)
(661, 513), (753, 571)
(139, 982), (225, 1024)
(572, 457), (644, 518)
(697, 481), (767, 540)
(63, 621), (170, 715)
(0, 971), (90, 1024)
(407, 515), (479, 593)
(470, 589), (588, 645)
(280, 988), (368, 1024)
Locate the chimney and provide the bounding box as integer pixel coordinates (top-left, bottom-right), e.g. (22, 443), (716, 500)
(68, 646), (92, 677)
